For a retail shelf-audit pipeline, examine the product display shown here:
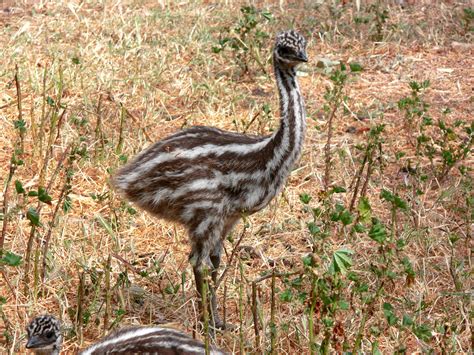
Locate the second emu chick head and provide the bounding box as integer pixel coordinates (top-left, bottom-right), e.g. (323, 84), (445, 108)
(26, 315), (62, 355)
(274, 29), (308, 67)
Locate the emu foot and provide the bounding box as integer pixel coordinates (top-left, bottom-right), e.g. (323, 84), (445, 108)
(197, 315), (237, 335)
(212, 319), (238, 332)
(208, 315), (237, 332)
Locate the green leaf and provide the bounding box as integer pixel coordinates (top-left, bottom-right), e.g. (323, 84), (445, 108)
(96, 214), (115, 237)
(442, 150), (455, 166)
(395, 151), (406, 160)
(371, 340), (382, 355)
(299, 193), (312, 204)
(380, 189), (394, 203)
(38, 187), (52, 204)
(164, 283), (179, 294)
(15, 180), (25, 194)
(46, 96), (55, 106)
(334, 203), (345, 213)
(382, 302), (398, 326)
(356, 283), (369, 293)
(338, 300), (350, 310)
(289, 276), (303, 288)
(401, 257), (415, 278)
(396, 238), (406, 248)
(312, 207), (322, 218)
(463, 7), (474, 19)
(331, 248), (354, 274)
(14, 119), (27, 133)
(358, 197), (371, 223)
(330, 211), (341, 222)
(297, 291), (308, 303)
(63, 196), (72, 213)
(0, 251), (22, 266)
(339, 210), (353, 225)
(449, 233), (460, 244)
(322, 317), (334, 327)
(421, 80), (430, 89)
(409, 81), (421, 92)
(307, 222), (320, 236)
(394, 195), (408, 210)
(26, 207), (41, 226)
(369, 219), (386, 243)
(353, 223), (366, 233)
(28, 190), (38, 197)
(402, 314), (413, 326)
(115, 308), (126, 316)
(413, 324), (432, 341)
(302, 255), (314, 267)
(381, 189), (408, 210)
(347, 271), (359, 282)
(331, 186), (347, 194)
(349, 62), (363, 72)
(422, 116), (433, 126)
(279, 289), (293, 302)
(11, 155), (23, 166)
(261, 11), (273, 21)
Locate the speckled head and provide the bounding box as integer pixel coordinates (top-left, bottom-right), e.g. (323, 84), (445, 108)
(26, 315), (62, 354)
(274, 30), (308, 66)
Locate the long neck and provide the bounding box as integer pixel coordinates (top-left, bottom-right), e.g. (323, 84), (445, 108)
(265, 56), (306, 182)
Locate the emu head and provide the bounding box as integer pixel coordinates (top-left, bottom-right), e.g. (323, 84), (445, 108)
(26, 315), (62, 354)
(274, 30), (308, 67)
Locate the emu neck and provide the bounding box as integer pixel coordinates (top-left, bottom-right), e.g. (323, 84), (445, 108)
(265, 58), (306, 184)
(32, 349), (60, 355)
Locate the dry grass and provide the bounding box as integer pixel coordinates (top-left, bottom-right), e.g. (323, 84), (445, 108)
(0, 0), (472, 353)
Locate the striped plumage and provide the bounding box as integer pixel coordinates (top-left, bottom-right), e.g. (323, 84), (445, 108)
(113, 30), (308, 328)
(80, 326), (226, 355)
(26, 315), (62, 355)
(26, 315), (226, 354)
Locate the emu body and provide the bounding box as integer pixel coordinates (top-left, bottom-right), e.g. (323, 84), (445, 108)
(113, 30), (308, 328)
(26, 315), (226, 355)
(80, 325), (226, 354)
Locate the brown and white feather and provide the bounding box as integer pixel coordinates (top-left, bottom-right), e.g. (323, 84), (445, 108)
(113, 30), (308, 271)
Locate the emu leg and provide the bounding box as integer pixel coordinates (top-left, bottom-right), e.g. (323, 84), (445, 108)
(192, 265), (205, 317)
(193, 261), (225, 331)
(209, 254), (224, 329)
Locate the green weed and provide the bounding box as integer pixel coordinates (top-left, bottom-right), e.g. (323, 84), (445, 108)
(213, 6), (273, 76)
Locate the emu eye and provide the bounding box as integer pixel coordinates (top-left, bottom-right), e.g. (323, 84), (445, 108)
(278, 47), (293, 56)
(45, 331), (54, 339)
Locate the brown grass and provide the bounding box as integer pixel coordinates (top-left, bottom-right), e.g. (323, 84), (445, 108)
(0, 0), (472, 353)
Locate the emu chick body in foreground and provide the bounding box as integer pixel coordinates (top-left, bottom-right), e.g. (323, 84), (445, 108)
(113, 30), (308, 328)
(26, 315), (226, 355)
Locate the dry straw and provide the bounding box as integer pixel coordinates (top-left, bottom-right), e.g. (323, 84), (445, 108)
(0, 0), (472, 353)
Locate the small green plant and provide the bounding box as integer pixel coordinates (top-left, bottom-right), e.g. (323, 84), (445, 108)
(368, 3), (390, 41)
(212, 6), (273, 75)
(322, 62), (363, 190)
(398, 80), (431, 136)
(0, 251), (22, 267)
(349, 123), (385, 214)
(297, 184), (357, 352)
(398, 80), (473, 181)
(461, 8), (474, 33)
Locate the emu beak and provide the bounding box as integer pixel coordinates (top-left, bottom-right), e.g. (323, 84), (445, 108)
(26, 336), (44, 349)
(297, 52), (308, 62)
